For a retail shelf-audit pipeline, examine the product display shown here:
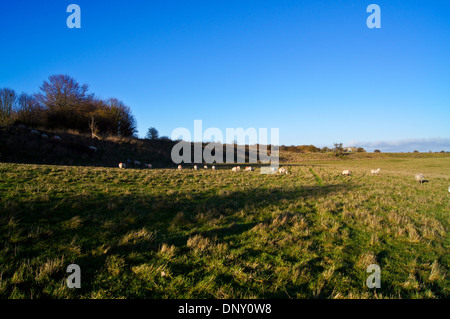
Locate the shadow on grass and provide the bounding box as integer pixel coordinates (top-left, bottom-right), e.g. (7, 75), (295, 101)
(2, 183), (355, 298)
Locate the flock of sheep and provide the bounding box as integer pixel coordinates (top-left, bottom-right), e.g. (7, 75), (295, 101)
(118, 163), (307, 177)
(20, 126), (436, 186)
(118, 163), (292, 174)
(342, 168), (429, 184)
(29, 129), (62, 142)
(341, 168), (380, 176)
(25, 127), (98, 152)
(118, 163), (431, 184)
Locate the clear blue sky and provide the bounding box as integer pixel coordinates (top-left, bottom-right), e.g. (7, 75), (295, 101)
(1, 0), (449, 151)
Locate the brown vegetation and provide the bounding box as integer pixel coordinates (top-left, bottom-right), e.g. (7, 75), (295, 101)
(1, 75), (137, 137)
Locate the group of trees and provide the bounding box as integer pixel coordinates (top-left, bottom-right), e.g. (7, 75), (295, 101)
(0, 75), (137, 137)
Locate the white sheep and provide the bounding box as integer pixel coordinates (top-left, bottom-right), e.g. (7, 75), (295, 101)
(231, 166), (241, 172)
(146, 164), (152, 169)
(415, 173), (425, 184)
(204, 165), (208, 169)
(212, 166), (216, 170)
(89, 146), (97, 152)
(278, 167), (288, 174)
(371, 168), (381, 175)
(178, 165), (182, 170)
(245, 166), (254, 171)
(119, 163), (125, 169)
(30, 129), (40, 136)
(134, 160), (141, 166)
(194, 165), (198, 170)
(342, 170), (351, 176)
(53, 135), (61, 141)
(41, 134), (48, 139)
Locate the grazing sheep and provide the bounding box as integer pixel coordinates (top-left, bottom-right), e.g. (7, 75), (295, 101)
(371, 168), (381, 175)
(245, 166), (254, 171)
(204, 165), (208, 169)
(88, 146), (97, 152)
(194, 165), (198, 170)
(30, 129), (40, 136)
(41, 134), (48, 139)
(342, 170), (351, 176)
(146, 164), (152, 169)
(448, 186), (450, 193)
(53, 135), (61, 141)
(415, 173), (425, 184)
(271, 167), (277, 172)
(232, 166), (241, 172)
(119, 163), (125, 169)
(212, 166), (216, 170)
(178, 165), (182, 170)
(278, 167), (288, 174)
(134, 160), (141, 166)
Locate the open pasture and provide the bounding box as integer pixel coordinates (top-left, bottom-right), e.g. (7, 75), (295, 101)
(0, 155), (448, 298)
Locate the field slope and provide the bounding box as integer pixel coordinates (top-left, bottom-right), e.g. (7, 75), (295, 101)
(0, 156), (448, 298)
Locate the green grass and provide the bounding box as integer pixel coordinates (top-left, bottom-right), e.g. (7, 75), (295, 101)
(0, 156), (449, 299)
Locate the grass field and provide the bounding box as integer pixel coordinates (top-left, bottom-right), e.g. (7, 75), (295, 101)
(0, 155), (449, 299)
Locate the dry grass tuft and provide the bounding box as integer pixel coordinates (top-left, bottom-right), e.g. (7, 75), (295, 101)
(119, 228), (154, 246)
(187, 235), (212, 254)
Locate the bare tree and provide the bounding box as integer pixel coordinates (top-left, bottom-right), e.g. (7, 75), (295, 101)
(34, 75), (95, 130)
(15, 93), (43, 126)
(35, 74), (93, 111)
(0, 88), (17, 126)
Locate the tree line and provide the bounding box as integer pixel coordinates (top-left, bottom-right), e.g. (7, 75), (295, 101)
(0, 74), (137, 137)
(279, 143), (366, 153)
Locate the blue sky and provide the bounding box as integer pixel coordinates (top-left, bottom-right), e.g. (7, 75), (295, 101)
(1, 0), (449, 151)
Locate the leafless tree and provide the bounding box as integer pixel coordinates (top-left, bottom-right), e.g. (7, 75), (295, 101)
(15, 93), (43, 126)
(35, 74), (93, 111)
(0, 88), (17, 126)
